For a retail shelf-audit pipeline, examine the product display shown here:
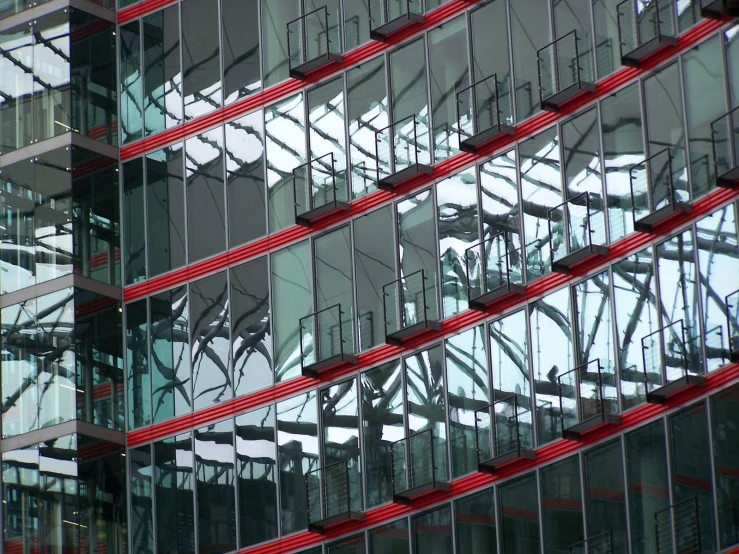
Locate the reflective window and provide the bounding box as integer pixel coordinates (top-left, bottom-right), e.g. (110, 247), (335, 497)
(344, 0), (370, 50)
(727, 25), (739, 108)
(146, 144), (186, 278)
(150, 286), (191, 422)
(328, 533), (365, 554)
(584, 439), (628, 554)
(540, 455), (584, 553)
(155, 433), (195, 554)
(429, 15), (469, 160)
(143, 5), (182, 136)
(127, 299), (151, 429)
(186, 128), (227, 262)
(262, 0), (300, 87)
(446, 325), (489, 477)
(277, 391), (319, 534)
(222, 0), (261, 105)
(362, 359), (405, 508)
(711, 384), (739, 548)
(455, 488), (497, 554)
(626, 420), (669, 554)
(190, 271), (232, 410)
(370, 518), (410, 554)
(509, 0), (550, 121)
(414, 505), (453, 554)
(195, 419), (237, 554)
(182, 0), (222, 119)
(489, 309), (530, 401)
(438, 168), (478, 318)
(120, 21), (143, 144)
(389, 38), (430, 156)
(354, 206), (396, 351)
(226, 111), (267, 247)
(267, 94), (306, 232)
(499, 473), (540, 554)
(308, 77), (347, 196)
(470, 0), (511, 106)
(230, 256), (272, 396)
(0, 159), (34, 293)
(130, 445), (154, 554)
(562, 108), (604, 214)
(347, 57), (388, 199)
(272, 240), (313, 383)
(574, 271), (615, 373)
(236, 406), (278, 547)
(592, 0), (623, 79)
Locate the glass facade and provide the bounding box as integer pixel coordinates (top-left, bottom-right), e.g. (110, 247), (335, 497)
(1, 1), (739, 554)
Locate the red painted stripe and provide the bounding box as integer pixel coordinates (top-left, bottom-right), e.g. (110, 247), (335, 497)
(126, 186), (738, 449)
(226, 365), (739, 554)
(121, 16), (729, 304)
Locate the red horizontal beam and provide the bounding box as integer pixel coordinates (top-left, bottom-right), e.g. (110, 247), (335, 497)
(236, 364), (739, 554)
(122, 16), (729, 304)
(125, 185), (739, 449)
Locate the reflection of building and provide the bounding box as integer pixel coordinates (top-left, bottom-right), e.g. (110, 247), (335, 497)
(3, 1), (739, 554)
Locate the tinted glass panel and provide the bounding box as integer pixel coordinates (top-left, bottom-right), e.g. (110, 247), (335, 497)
(540, 456), (584, 553)
(127, 299), (150, 429)
(509, 0), (550, 121)
(155, 433), (195, 554)
(584, 440), (628, 554)
(222, 0), (261, 104)
(123, 158), (146, 284)
(500, 474), (540, 554)
(489, 309), (530, 401)
(328, 534), (365, 554)
(370, 519), (410, 554)
(455, 488), (497, 554)
(711, 385), (739, 548)
(315, 225), (354, 353)
(414, 506), (453, 554)
(182, 0), (222, 119)
(262, 0), (300, 86)
(120, 21), (143, 144)
(130, 445), (154, 554)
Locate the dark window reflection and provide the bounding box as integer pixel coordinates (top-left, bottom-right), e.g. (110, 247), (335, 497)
(123, 158), (146, 285)
(711, 384), (739, 549)
(540, 455), (584, 553)
(190, 271), (231, 410)
(328, 532), (366, 554)
(414, 505), (453, 554)
(369, 518), (410, 554)
(499, 473), (540, 554)
(584, 440), (628, 554)
(120, 21), (143, 144)
(127, 299), (150, 429)
(222, 0), (261, 104)
(130, 445), (155, 554)
(182, 0), (222, 119)
(455, 488), (497, 554)
(236, 406), (278, 548)
(155, 433), (195, 554)
(230, 256), (272, 396)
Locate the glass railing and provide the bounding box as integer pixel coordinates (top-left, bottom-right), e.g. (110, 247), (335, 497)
(305, 460), (362, 531)
(655, 497), (702, 554)
(455, 74), (514, 151)
(537, 30), (595, 109)
(616, 0), (676, 65)
(711, 106), (739, 188)
(474, 394), (535, 470)
(369, 0), (424, 38)
(557, 359), (619, 439)
(727, 289), (739, 363)
(569, 531), (615, 554)
(293, 152), (348, 225)
(629, 149), (689, 232)
(382, 269), (439, 343)
(375, 114), (431, 188)
(287, 6), (342, 77)
(299, 304), (355, 376)
(464, 232), (524, 310)
(391, 428), (447, 498)
(548, 192), (608, 272)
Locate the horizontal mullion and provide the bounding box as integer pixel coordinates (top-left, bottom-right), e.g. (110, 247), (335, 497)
(122, 16), (728, 303)
(125, 185), (739, 449)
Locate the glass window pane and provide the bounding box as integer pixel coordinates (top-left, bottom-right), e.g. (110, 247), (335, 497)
(354, 206), (396, 351)
(186, 128), (226, 262)
(438, 168), (478, 318)
(0, 24), (34, 152)
(370, 519), (410, 554)
(146, 144), (186, 278)
(592, 0), (622, 79)
(308, 77), (347, 195)
(489, 309), (531, 401)
(455, 488), (497, 554)
(222, 0), (261, 104)
(127, 299), (150, 429)
(601, 83), (644, 241)
(682, 36), (727, 199)
(361, 360), (405, 508)
(143, 5), (182, 136)
(277, 391), (319, 534)
(405, 345), (448, 481)
(389, 38), (430, 157)
(123, 158), (146, 284)
(669, 402), (716, 553)
(195, 419), (236, 554)
(574, 271), (615, 372)
(499, 473), (540, 554)
(540, 455), (584, 553)
(267, 94), (306, 233)
(612, 247), (660, 409)
(711, 384), (739, 548)
(182, 0), (222, 119)
(520, 128), (563, 280)
(328, 533), (365, 554)
(626, 420), (670, 554)
(584, 439), (628, 554)
(151, 286), (191, 422)
(315, 225), (354, 353)
(446, 325), (489, 477)
(272, 240), (313, 383)
(347, 57), (388, 199)
(429, 15), (468, 161)
(344, 0), (370, 50)
(120, 21), (143, 144)
(226, 111), (267, 247)
(155, 433), (195, 554)
(190, 271), (231, 410)
(470, 0), (511, 89)
(130, 445), (154, 554)
(530, 287), (573, 445)
(696, 204), (738, 372)
(414, 505), (453, 554)
(727, 25), (739, 109)
(0, 159), (36, 293)
(262, 0), (300, 87)
(236, 406), (278, 547)
(230, 256), (272, 396)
